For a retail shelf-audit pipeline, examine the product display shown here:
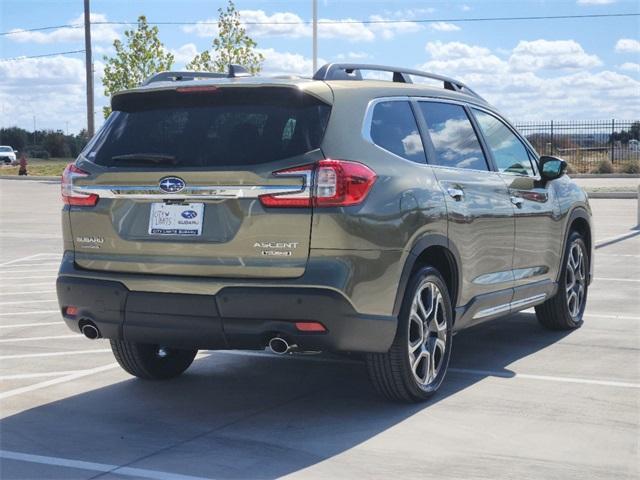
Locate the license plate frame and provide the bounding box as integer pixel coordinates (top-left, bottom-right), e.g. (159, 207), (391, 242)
(148, 202), (204, 236)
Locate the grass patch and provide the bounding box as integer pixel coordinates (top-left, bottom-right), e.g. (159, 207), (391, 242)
(0, 158), (73, 177)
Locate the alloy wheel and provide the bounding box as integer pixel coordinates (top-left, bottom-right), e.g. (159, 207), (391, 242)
(565, 241), (586, 319)
(408, 281), (448, 387)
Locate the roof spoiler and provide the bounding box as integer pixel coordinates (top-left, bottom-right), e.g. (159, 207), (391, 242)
(142, 64), (252, 86)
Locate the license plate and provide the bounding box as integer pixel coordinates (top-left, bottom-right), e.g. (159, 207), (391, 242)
(149, 203), (204, 236)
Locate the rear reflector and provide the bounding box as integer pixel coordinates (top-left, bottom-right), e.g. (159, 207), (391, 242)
(61, 164), (98, 206)
(295, 321), (327, 332)
(259, 159), (376, 208)
(64, 306), (78, 317)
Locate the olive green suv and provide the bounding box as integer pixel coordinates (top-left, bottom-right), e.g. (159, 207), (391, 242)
(57, 64), (593, 402)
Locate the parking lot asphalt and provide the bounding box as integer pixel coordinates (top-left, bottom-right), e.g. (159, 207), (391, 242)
(0, 179), (638, 480)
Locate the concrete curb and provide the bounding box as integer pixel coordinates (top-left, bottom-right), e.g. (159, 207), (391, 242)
(0, 175), (60, 181)
(571, 174), (640, 179)
(587, 192), (638, 199)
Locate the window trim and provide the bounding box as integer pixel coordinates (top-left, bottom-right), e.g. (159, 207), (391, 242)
(361, 96), (427, 165)
(412, 97), (493, 174)
(469, 106), (540, 179)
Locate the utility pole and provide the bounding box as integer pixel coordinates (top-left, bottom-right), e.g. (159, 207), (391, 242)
(84, 0), (95, 137)
(312, 0), (318, 75)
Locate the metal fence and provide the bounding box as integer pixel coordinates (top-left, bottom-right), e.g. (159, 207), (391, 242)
(514, 120), (640, 173)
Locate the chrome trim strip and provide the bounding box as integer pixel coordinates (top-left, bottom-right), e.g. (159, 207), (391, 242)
(72, 183), (308, 200)
(473, 293), (547, 320)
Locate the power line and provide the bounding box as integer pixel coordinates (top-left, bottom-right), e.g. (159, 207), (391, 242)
(1, 12), (638, 36)
(0, 49), (85, 62)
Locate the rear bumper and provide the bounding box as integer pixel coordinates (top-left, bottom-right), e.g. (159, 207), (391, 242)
(56, 275), (397, 353)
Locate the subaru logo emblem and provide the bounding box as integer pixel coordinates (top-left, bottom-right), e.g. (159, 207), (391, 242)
(159, 176), (185, 193)
(181, 210), (197, 219)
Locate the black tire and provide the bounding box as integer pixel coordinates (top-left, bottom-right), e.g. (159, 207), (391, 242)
(110, 340), (197, 380)
(535, 231), (589, 330)
(366, 266), (453, 402)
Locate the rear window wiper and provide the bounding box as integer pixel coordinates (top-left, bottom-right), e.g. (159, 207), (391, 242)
(111, 153), (178, 165)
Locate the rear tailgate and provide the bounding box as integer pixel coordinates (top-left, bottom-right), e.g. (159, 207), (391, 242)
(67, 84), (332, 278)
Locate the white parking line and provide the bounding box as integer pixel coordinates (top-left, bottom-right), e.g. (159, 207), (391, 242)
(0, 310), (59, 317)
(596, 253), (640, 258)
(0, 299), (58, 306)
(0, 268), (59, 273)
(593, 277), (640, 283)
(0, 363), (118, 400)
(1, 275), (58, 281)
(0, 334), (79, 343)
(0, 262), (60, 268)
(448, 368), (640, 389)
(584, 312), (640, 320)
(595, 230), (640, 248)
(0, 349), (111, 360)
(0, 254), (60, 268)
(0, 369), (97, 380)
(0, 321), (60, 329)
(0, 290), (55, 296)
(213, 351), (640, 389)
(0, 450), (212, 480)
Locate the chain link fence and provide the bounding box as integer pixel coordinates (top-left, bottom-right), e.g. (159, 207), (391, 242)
(514, 120), (640, 173)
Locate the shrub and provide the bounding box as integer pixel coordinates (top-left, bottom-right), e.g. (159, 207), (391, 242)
(591, 159), (614, 174)
(619, 159), (640, 174)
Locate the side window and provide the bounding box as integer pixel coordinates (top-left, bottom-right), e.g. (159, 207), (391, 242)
(370, 101), (426, 163)
(472, 109), (535, 176)
(418, 102), (489, 171)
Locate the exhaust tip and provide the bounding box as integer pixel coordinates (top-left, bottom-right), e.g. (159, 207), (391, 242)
(80, 321), (101, 340)
(268, 337), (290, 355)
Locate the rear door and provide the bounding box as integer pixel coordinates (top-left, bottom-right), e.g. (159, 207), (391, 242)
(68, 85), (332, 278)
(414, 100), (516, 322)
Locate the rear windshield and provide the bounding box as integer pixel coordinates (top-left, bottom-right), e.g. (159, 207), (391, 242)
(84, 87), (331, 168)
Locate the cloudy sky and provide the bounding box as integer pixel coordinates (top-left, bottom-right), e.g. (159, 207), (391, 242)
(1, 0), (639, 134)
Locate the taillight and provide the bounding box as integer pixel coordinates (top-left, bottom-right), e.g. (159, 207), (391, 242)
(314, 160), (377, 207)
(259, 160), (376, 208)
(61, 164), (98, 206)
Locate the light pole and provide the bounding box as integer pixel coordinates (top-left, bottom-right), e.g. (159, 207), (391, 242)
(84, 0), (95, 137)
(312, 0), (317, 75)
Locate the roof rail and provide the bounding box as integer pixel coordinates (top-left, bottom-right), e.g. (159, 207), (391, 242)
(142, 64), (252, 86)
(312, 63), (484, 100)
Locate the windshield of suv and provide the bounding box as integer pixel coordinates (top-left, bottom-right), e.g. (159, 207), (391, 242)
(85, 87), (331, 168)
(0, 147), (13, 152)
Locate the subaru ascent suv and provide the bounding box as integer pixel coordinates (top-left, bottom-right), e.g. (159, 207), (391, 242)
(57, 64), (592, 402)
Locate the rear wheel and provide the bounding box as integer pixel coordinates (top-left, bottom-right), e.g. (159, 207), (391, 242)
(110, 340), (197, 380)
(366, 266), (453, 402)
(535, 231), (589, 330)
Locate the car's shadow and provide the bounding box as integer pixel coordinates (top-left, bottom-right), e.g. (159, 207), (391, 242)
(0, 312), (571, 479)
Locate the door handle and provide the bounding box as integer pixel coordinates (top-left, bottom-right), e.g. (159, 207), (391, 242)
(510, 196), (524, 208)
(447, 187), (465, 201)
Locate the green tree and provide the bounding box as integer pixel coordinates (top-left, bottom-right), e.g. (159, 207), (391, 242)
(102, 15), (174, 118)
(186, 0), (264, 74)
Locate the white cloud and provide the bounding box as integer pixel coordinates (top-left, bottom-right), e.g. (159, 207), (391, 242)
(615, 38), (640, 53)
(428, 22), (461, 32)
(418, 40), (640, 120)
(335, 51), (371, 60)
(461, 5), (472, 11)
(620, 62), (640, 73)
(577, 0), (616, 4)
(509, 39), (602, 71)
(169, 43), (199, 67)
(258, 48), (323, 77)
(183, 10), (420, 42)
(6, 13), (119, 45)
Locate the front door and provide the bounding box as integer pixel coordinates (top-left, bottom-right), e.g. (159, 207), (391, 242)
(415, 100), (516, 326)
(470, 108), (561, 304)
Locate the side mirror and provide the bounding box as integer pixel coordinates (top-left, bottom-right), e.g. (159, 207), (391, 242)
(539, 156), (567, 181)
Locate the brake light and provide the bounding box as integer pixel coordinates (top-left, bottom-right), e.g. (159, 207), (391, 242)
(259, 160), (376, 208)
(61, 164), (98, 206)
